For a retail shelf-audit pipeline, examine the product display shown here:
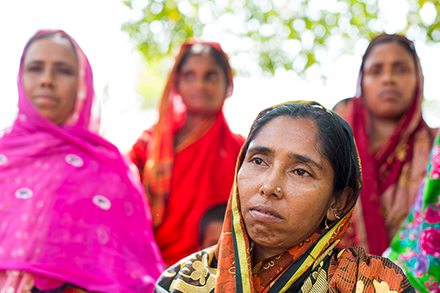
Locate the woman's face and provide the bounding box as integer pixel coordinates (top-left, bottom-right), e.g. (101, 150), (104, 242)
(238, 116), (337, 260)
(22, 36), (78, 125)
(362, 42), (417, 121)
(177, 54), (227, 116)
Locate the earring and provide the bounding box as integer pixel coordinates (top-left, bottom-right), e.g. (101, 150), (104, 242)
(325, 218), (329, 229)
(334, 213), (340, 220)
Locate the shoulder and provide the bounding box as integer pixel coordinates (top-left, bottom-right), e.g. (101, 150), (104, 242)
(154, 247), (218, 293)
(329, 247), (415, 292)
(332, 98), (353, 119)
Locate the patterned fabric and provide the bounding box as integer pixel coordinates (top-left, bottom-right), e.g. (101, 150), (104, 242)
(0, 30), (165, 293)
(389, 130), (440, 292)
(336, 34), (437, 255)
(154, 101), (415, 293)
(130, 40), (244, 266)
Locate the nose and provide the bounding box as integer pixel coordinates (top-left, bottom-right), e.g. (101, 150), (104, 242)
(259, 167), (283, 199)
(382, 69), (397, 85)
(191, 77), (206, 91)
(40, 68), (55, 88)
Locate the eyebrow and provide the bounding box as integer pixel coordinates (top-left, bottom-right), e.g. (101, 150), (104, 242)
(247, 146), (274, 155)
(289, 153), (324, 170)
(26, 60), (75, 68)
(247, 145), (324, 170)
(368, 59), (412, 67)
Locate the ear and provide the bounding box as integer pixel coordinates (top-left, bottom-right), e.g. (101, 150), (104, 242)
(326, 187), (353, 221)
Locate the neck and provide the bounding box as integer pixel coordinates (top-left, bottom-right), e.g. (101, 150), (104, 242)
(368, 115), (399, 151)
(251, 243), (284, 266)
(174, 111), (216, 146)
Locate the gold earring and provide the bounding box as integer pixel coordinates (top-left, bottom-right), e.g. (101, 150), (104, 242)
(325, 218), (329, 229)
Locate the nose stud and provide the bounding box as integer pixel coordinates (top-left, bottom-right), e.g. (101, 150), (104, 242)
(275, 187), (282, 195)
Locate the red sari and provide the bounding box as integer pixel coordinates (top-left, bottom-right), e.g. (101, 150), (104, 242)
(337, 34), (437, 255)
(130, 40), (244, 266)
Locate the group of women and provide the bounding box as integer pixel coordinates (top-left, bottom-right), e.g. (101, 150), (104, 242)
(0, 28), (437, 292)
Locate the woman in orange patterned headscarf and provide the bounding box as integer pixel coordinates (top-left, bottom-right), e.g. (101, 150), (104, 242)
(130, 40), (244, 266)
(154, 101), (415, 293)
(334, 34), (437, 255)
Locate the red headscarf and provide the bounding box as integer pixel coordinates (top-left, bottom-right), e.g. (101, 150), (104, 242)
(342, 34), (437, 254)
(130, 39), (244, 265)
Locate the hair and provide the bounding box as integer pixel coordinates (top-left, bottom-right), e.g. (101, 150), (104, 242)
(199, 203), (227, 244)
(176, 43), (230, 89)
(25, 32), (77, 59)
(361, 34), (417, 73)
(240, 103), (359, 208)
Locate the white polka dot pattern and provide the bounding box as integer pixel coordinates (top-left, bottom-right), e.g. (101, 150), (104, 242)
(65, 154), (84, 167)
(14, 188), (33, 199)
(92, 195), (111, 210)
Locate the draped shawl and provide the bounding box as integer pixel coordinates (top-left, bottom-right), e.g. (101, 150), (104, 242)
(0, 29), (165, 292)
(338, 34), (437, 255)
(129, 39), (244, 265)
(154, 101), (414, 293)
(389, 130), (440, 292)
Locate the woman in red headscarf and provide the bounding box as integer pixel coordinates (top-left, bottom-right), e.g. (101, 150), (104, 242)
(334, 34), (437, 255)
(130, 40), (245, 266)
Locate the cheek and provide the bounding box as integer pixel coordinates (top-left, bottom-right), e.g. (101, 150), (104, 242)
(237, 169), (256, 204)
(361, 78), (378, 100)
(402, 77), (417, 101)
(22, 75), (35, 97)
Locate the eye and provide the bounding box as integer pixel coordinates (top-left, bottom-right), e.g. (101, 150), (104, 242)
(57, 67), (73, 75)
(206, 71), (219, 82)
(292, 168), (310, 177)
(368, 67), (381, 76)
(250, 157), (264, 165)
(395, 65), (411, 74)
(182, 72), (195, 82)
(27, 65), (42, 72)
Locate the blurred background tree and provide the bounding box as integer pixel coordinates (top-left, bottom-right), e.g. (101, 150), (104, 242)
(122, 0), (439, 76)
(121, 0), (440, 112)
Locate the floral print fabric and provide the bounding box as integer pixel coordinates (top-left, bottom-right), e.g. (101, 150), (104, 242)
(390, 131), (440, 292)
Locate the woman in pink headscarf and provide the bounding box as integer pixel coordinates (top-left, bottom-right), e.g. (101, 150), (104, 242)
(0, 29), (165, 292)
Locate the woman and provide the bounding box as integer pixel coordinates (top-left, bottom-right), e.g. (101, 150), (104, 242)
(388, 130), (440, 293)
(130, 40), (244, 266)
(155, 101), (414, 292)
(0, 30), (165, 292)
(333, 34), (437, 255)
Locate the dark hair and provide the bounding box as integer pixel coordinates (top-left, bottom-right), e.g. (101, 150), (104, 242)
(199, 203), (227, 244)
(240, 103), (359, 207)
(176, 43), (230, 89)
(361, 34), (417, 73)
(26, 32), (77, 58)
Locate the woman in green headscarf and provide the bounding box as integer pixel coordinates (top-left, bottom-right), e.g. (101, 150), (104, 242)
(155, 101), (414, 292)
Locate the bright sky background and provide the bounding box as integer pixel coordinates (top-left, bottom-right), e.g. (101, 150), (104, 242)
(1, 0), (439, 153)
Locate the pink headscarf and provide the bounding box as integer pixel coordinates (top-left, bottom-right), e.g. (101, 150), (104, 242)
(0, 29), (165, 292)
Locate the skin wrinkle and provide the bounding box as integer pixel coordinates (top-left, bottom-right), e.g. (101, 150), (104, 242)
(238, 116), (346, 265)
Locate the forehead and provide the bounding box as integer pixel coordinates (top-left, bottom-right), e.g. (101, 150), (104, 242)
(249, 116), (326, 161)
(364, 42), (414, 67)
(24, 36), (77, 64)
(180, 54), (222, 72)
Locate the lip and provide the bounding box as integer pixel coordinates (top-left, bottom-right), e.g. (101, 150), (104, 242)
(249, 204), (283, 222)
(379, 89), (400, 100)
(32, 95), (58, 107)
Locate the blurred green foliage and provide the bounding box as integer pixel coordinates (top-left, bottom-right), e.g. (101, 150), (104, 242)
(122, 0), (440, 77)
